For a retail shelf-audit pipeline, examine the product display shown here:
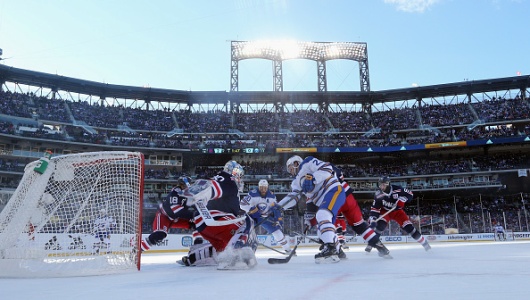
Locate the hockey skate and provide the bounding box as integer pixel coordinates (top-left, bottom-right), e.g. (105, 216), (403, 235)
(314, 243), (340, 264)
(422, 241), (431, 251)
(372, 241), (392, 259)
(338, 246), (347, 260)
(339, 240), (349, 250)
(365, 245), (372, 254)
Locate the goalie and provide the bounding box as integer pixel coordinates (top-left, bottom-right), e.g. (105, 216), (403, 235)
(494, 223), (506, 241)
(180, 160), (257, 270)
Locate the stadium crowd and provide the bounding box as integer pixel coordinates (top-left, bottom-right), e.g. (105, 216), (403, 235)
(1, 90), (529, 236)
(1, 90), (529, 150)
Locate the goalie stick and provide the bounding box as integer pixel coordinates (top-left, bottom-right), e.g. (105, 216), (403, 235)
(195, 199), (246, 226)
(268, 225), (309, 264)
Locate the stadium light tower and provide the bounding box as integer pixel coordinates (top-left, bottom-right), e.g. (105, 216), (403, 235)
(230, 40), (370, 92)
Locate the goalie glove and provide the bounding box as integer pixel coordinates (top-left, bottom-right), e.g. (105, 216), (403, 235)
(301, 173), (315, 193)
(181, 179), (213, 206)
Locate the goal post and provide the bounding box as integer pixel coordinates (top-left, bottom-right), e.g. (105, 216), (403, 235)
(0, 151), (144, 277)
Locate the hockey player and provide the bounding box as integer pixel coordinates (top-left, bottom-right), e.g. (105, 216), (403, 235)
(279, 155), (345, 264)
(305, 165), (392, 259)
(140, 176), (197, 252)
(334, 166), (392, 258)
(334, 213), (348, 250)
(367, 176), (431, 252)
(240, 179), (292, 254)
(494, 223), (506, 241)
(92, 208), (117, 254)
(181, 160), (257, 270)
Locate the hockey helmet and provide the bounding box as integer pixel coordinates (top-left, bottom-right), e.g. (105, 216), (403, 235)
(377, 176), (391, 193)
(258, 179), (269, 195)
(286, 155), (303, 176)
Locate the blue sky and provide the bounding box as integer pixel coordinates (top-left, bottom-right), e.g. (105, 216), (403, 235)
(1, 0), (529, 92)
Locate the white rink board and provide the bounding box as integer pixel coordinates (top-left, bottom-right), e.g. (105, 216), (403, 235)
(141, 231), (530, 253)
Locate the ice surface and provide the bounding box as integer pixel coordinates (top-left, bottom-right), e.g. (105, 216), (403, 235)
(1, 241), (529, 300)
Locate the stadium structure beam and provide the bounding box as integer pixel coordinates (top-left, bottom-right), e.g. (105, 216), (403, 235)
(230, 46), (239, 92)
(230, 40), (370, 92)
(273, 60), (283, 92)
(317, 60), (326, 92)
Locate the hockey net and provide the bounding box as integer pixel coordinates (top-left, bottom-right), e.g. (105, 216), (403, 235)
(494, 229), (515, 241)
(0, 151), (144, 277)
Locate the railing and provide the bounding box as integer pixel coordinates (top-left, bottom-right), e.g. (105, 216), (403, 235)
(249, 210), (530, 236)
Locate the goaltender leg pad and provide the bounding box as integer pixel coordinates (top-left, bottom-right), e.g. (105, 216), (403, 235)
(216, 216), (257, 270)
(217, 247), (257, 270)
(181, 242), (217, 267)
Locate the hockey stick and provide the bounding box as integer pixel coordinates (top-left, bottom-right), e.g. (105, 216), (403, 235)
(268, 225), (309, 264)
(293, 232), (322, 245)
(258, 242), (289, 255)
(374, 203), (398, 222)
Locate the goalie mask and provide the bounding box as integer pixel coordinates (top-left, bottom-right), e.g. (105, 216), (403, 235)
(177, 176), (192, 190)
(223, 160), (245, 192)
(286, 155), (303, 176)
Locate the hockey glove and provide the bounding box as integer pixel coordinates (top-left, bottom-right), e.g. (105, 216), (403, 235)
(368, 216), (377, 228)
(248, 206), (262, 220)
(304, 211), (317, 227)
(301, 174), (315, 193)
(269, 203), (282, 219)
(396, 196), (407, 209)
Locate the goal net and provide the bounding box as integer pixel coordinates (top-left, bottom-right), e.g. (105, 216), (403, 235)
(0, 151), (144, 277)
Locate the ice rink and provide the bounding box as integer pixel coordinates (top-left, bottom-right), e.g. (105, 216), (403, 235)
(2, 241), (529, 300)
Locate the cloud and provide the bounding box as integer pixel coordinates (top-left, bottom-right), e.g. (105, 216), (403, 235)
(384, 0), (441, 13)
